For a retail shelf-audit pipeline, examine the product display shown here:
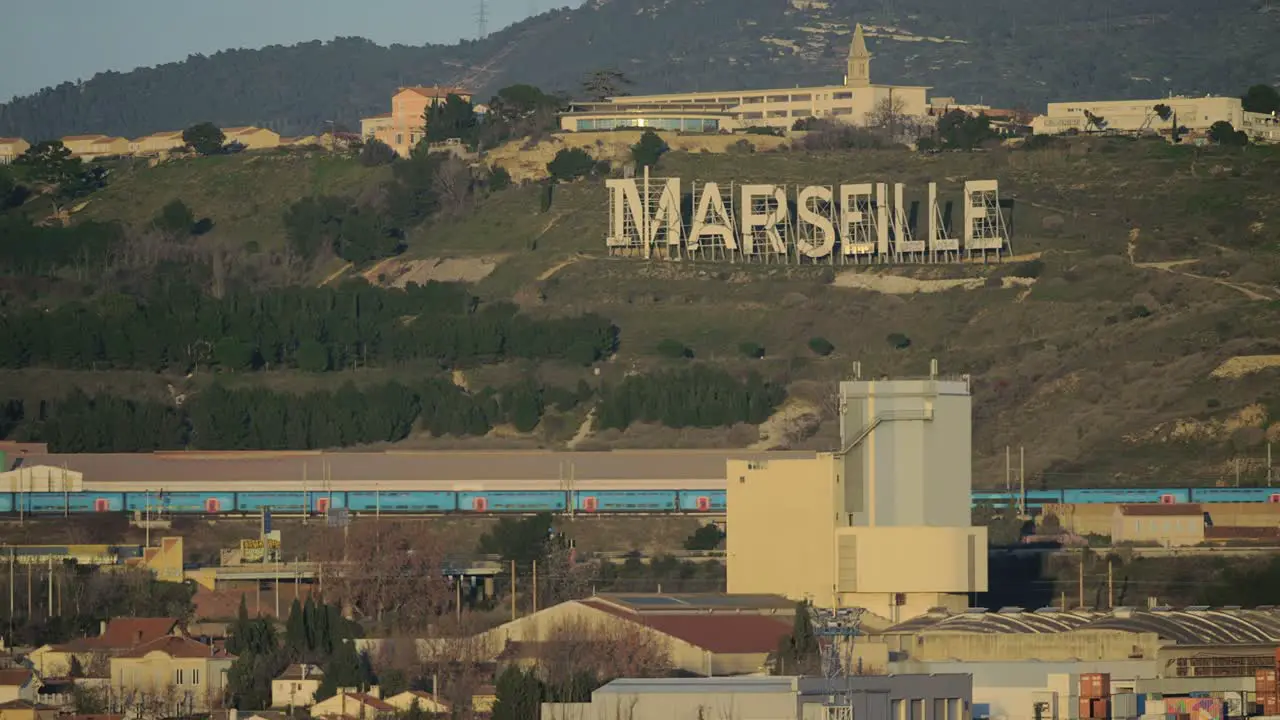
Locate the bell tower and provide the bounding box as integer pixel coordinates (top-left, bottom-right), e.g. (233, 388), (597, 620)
(845, 23), (872, 88)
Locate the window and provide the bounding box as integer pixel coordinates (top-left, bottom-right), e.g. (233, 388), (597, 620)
(935, 698), (946, 720)
(743, 112), (764, 120)
(767, 95), (789, 103)
(791, 110), (809, 116)
(767, 110), (788, 118)
(743, 96), (763, 104)
(791, 94), (812, 101)
(192, 669), (200, 685)
(576, 119), (595, 131)
(832, 107), (854, 116)
(395, 134), (403, 146)
(694, 98), (714, 103)
(834, 92), (853, 100)
(175, 669), (185, 685)
(717, 97), (741, 104)
(911, 699), (925, 720)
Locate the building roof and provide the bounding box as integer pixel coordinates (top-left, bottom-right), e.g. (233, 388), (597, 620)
(56, 617), (178, 652)
(362, 113), (394, 120)
(0, 669), (34, 687)
(598, 677), (799, 694)
(389, 690), (449, 708)
(589, 592), (796, 615)
(1118, 504), (1203, 516)
(579, 595), (793, 654)
(399, 86), (471, 99)
(341, 693), (395, 712)
(277, 664), (324, 680)
(61, 135), (107, 142)
(0, 137), (27, 145)
(117, 635), (233, 660)
(13, 450), (813, 488)
(850, 23), (870, 58)
(886, 606), (1280, 645)
(194, 586), (314, 621)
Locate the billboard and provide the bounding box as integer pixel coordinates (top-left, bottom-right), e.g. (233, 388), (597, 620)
(605, 173), (1012, 264)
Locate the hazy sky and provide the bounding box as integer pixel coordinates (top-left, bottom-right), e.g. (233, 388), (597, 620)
(0, 0), (553, 102)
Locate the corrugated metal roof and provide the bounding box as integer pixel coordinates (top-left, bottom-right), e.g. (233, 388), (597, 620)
(597, 677), (798, 694)
(885, 607), (1280, 645)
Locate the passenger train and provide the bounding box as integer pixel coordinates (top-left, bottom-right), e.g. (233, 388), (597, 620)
(2, 486), (1280, 516)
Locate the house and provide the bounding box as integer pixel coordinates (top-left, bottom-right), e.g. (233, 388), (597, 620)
(270, 664), (323, 708)
(471, 684), (496, 714)
(359, 86), (473, 157)
(309, 692), (396, 719)
(0, 138), (29, 164)
(221, 127), (281, 150)
(1112, 504), (1206, 547)
(109, 636), (236, 714)
(128, 131), (186, 156)
(60, 135), (130, 160)
(29, 618), (180, 676)
(385, 690), (450, 715)
(0, 700), (58, 720)
(0, 670), (38, 704)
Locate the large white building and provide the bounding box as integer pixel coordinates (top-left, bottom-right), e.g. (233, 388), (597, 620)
(1032, 95), (1280, 143)
(559, 24), (930, 133)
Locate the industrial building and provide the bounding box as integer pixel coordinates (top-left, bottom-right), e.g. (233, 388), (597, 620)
(727, 375), (987, 621)
(541, 675), (974, 720)
(1031, 95), (1280, 143)
(559, 24), (929, 133)
(475, 593), (797, 677)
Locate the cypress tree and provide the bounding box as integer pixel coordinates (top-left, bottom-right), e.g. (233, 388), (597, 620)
(285, 598), (306, 656)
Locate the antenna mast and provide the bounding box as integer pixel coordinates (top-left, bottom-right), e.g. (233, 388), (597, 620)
(476, 0), (489, 39)
(813, 605), (865, 720)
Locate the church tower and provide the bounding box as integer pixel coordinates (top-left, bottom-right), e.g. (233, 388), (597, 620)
(845, 23), (871, 88)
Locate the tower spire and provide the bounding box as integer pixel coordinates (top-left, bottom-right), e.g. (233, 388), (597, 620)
(846, 23), (872, 88)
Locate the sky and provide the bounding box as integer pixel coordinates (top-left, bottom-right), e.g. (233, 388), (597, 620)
(0, 0), (552, 102)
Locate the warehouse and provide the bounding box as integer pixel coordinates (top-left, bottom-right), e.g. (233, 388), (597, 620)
(541, 675), (973, 720)
(476, 593), (796, 677)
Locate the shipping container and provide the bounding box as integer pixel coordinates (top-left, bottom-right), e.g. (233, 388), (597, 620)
(1081, 673), (1112, 699)
(1114, 693), (1139, 719)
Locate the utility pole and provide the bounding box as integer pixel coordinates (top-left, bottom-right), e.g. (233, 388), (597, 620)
(1019, 446), (1026, 517)
(1005, 446), (1011, 495)
(532, 561), (538, 614)
(47, 557), (52, 619)
(1269, 443), (1274, 487)
(1107, 558), (1114, 609)
(510, 560), (517, 621)
(1077, 551), (1085, 609)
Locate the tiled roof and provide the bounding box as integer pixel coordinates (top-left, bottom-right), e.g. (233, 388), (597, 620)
(0, 669), (33, 687)
(1119, 504), (1203, 516)
(194, 586), (315, 620)
(344, 693), (395, 712)
(117, 635), (233, 660)
(62, 135), (107, 142)
(362, 113), (393, 120)
(0, 138), (26, 144)
(277, 663), (324, 680)
(392, 690), (449, 709)
(54, 617), (178, 652)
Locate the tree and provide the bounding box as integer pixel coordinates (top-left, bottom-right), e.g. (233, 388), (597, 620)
(808, 337), (835, 356)
(153, 199), (195, 239)
(488, 164), (513, 191)
(656, 339), (692, 359)
(936, 110), (999, 150)
(285, 598), (307, 655)
(684, 523), (725, 551)
(14, 141), (81, 186)
(1242, 84), (1280, 114)
(492, 665), (543, 720)
(183, 122), (226, 156)
(738, 342), (765, 360)
(425, 94), (478, 145)
(547, 148), (595, 182)
(773, 602), (821, 675)
(1153, 103), (1172, 122)
(478, 514), (556, 569)
(358, 138), (397, 166)
(1208, 120), (1249, 146)
(865, 95), (926, 144)
(631, 130), (667, 170)
(582, 69), (631, 102)
(886, 332), (911, 350)
(296, 340), (331, 372)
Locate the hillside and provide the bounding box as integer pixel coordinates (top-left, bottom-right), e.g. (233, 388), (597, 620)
(3, 0), (1278, 139)
(3, 134), (1280, 489)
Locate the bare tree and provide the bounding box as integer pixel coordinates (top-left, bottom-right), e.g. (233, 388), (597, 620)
(432, 155), (476, 216)
(536, 615), (672, 687)
(865, 95), (929, 144)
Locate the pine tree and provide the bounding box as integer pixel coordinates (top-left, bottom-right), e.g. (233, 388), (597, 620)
(227, 595), (251, 656)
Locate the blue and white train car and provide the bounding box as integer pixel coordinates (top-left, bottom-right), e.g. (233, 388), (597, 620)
(346, 491), (456, 513)
(20, 491), (127, 514)
(458, 491), (567, 513)
(125, 492), (239, 514)
(574, 490), (678, 513)
(1191, 487), (1280, 504)
(1061, 488), (1191, 505)
(676, 490), (725, 513)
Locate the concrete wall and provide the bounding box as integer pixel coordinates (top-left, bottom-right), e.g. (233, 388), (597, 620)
(836, 526), (988, 595)
(886, 630), (1162, 663)
(839, 379), (972, 528)
(1046, 503), (1280, 536)
(1033, 96), (1253, 137)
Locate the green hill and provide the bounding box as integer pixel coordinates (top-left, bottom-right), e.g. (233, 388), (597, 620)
(4, 135), (1280, 489)
(2, 0), (1277, 138)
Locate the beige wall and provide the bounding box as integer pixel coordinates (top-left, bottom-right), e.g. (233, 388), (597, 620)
(1047, 502), (1280, 537)
(27, 647), (88, 677)
(0, 680), (36, 704)
(227, 129), (280, 150)
(727, 456), (840, 605)
(1032, 96), (1275, 140)
(617, 84), (928, 130)
(885, 629), (1164, 663)
(544, 688), (801, 720)
(111, 652), (234, 712)
(310, 694), (393, 718)
(63, 136), (129, 159)
(130, 133), (185, 155)
(270, 677), (320, 708)
(0, 139), (29, 164)
(1112, 510), (1204, 547)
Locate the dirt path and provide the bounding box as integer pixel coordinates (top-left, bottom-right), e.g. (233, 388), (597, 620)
(538, 258), (579, 281)
(566, 409), (596, 450)
(318, 262), (353, 287)
(1127, 227), (1273, 301)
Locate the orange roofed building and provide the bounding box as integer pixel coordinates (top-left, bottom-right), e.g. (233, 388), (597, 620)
(360, 86), (472, 158)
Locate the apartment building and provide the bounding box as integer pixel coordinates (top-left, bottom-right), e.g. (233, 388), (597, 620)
(559, 24), (929, 132)
(360, 85), (473, 157)
(109, 636), (235, 714)
(1032, 95), (1280, 142)
(60, 135), (130, 160)
(0, 138), (29, 164)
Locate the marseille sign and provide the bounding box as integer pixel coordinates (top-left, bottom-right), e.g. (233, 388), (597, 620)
(605, 172), (1012, 264)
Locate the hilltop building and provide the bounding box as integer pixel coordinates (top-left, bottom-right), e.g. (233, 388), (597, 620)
(558, 24), (930, 133)
(727, 373), (987, 621)
(0, 138), (29, 164)
(1031, 95), (1280, 143)
(359, 86), (473, 157)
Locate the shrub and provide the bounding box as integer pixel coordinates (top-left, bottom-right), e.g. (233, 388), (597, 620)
(488, 165), (513, 191)
(547, 148), (595, 182)
(1010, 259), (1045, 278)
(799, 119), (889, 151)
(656, 339), (692, 359)
(886, 333), (911, 350)
(807, 337), (835, 356)
(631, 130), (667, 170)
(684, 523), (725, 551)
(358, 138), (397, 166)
(738, 342), (765, 359)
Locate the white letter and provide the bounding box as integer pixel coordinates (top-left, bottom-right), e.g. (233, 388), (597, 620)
(647, 178), (682, 256)
(875, 182), (889, 257)
(796, 185), (835, 259)
(605, 178), (644, 249)
(688, 182), (736, 251)
(838, 183), (876, 255)
(740, 184), (789, 256)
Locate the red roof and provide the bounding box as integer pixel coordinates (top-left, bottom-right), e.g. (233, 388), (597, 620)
(398, 86), (471, 99)
(118, 635), (233, 660)
(0, 669), (33, 687)
(344, 693), (395, 712)
(55, 617), (178, 652)
(194, 586), (315, 620)
(578, 598), (791, 654)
